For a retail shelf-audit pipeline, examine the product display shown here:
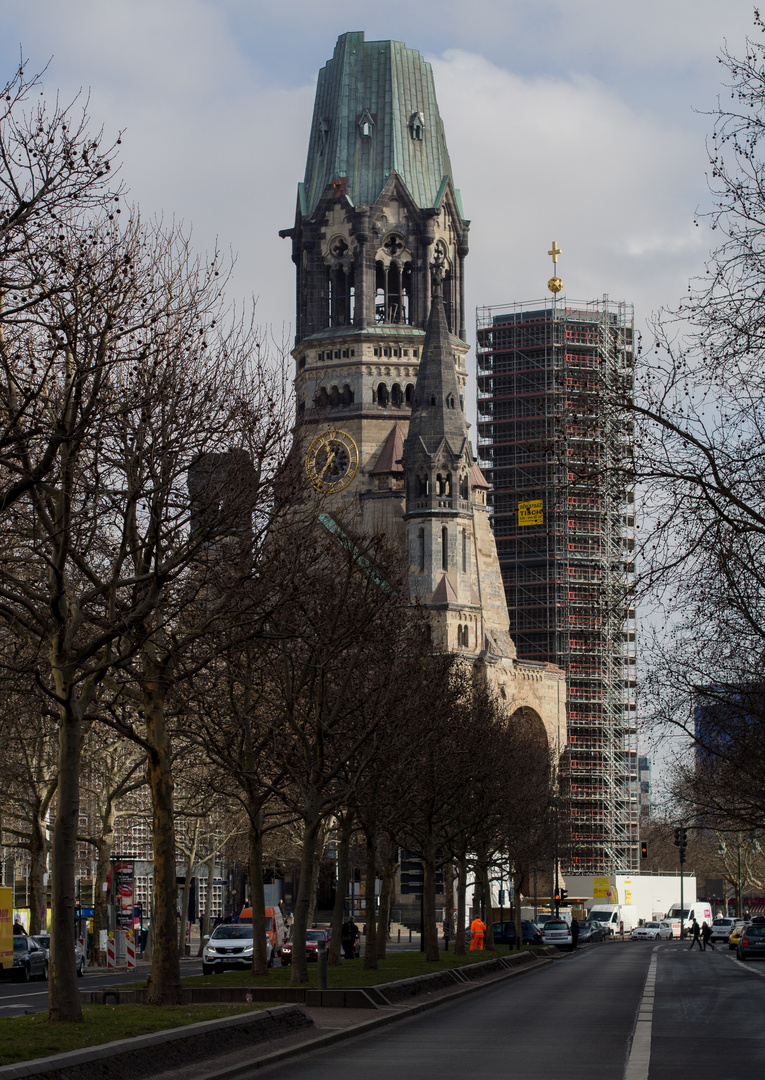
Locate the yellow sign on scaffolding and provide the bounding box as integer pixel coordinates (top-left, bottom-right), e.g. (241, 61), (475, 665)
(518, 500), (543, 526)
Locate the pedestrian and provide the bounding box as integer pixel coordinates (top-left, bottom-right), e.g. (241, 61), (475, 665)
(341, 916), (359, 959)
(12, 915), (24, 936)
(701, 921), (715, 951)
(571, 916), (580, 950)
(688, 918), (702, 950)
(470, 915), (486, 951)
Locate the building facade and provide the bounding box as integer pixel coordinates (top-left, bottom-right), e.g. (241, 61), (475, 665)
(476, 297), (638, 873)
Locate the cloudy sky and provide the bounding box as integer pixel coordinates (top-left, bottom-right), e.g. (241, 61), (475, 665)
(1, 0), (757, 363)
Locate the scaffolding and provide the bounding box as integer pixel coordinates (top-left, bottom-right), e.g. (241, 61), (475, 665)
(476, 296), (638, 874)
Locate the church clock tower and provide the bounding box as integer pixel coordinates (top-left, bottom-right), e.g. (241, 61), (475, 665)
(280, 31), (470, 531)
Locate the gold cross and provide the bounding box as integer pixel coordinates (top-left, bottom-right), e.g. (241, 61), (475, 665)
(548, 241), (562, 265)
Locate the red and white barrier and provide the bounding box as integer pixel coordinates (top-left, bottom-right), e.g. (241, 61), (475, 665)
(107, 936), (115, 968)
(126, 932), (135, 969)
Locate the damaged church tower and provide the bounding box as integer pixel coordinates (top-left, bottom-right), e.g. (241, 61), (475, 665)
(281, 31), (566, 750)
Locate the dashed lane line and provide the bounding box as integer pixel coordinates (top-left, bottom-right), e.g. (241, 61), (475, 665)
(623, 944), (660, 1080)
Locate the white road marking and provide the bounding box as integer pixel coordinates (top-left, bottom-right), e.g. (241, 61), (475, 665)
(729, 955), (765, 978)
(623, 945), (660, 1080)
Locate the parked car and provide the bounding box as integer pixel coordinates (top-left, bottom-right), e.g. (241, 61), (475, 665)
(280, 928), (348, 963)
(12, 935), (47, 982)
(491, 921), (544, 947)
(709, 917), (745, 943)
(32, 934), (86, 978)
(631, 921), (673, 941)
(737, 922), (765, 961)
(729, 924), (746, 950)
(542, 920), (573, 949)
(577, 920), (606, 944)
(202, 924), (273, 974)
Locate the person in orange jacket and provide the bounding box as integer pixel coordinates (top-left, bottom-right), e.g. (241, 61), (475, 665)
(470, 915), (486, 950)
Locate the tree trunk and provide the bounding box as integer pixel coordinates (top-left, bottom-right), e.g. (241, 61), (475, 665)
(455, 850), (467, 955)
(422, 830), (439, 961)
(198, 853), (215, 957)
(376, 838), (396, 960)
(28, 812), (48, 936)
(443, 859), (455, 948)
(92, 806), (116, 966)
(513, 868), (524, 952)
(248, 806), (270, 976)
(178, 820), (199, 963)
(480, 859), (495, 948)
(290, 812), (322, 986)
(305, 822), (325, 930)
(48, 712), (83, 1022)
(144, 686), (181, 1006)
(328, 812), (352, 967)
(362, 831), (377, 969)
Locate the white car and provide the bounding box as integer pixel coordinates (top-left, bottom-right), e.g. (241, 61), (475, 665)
(202, 924), (274, 974)
(542, 920), (573, 949)
(709, 917), (745, 943)
(631, 921), (673, 941)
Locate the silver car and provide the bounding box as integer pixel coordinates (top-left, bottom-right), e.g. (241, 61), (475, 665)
(709, 917), (745, 943)
(31, 934), (86, 977)
(542, 920), (573, 949)
(202, 924), (274, 974)
(631, 921), (673, 941)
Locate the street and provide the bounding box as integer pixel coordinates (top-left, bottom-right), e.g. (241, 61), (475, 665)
(248, 942), (765, 1080)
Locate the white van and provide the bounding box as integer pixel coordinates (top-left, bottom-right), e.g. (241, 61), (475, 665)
(666, 902), (713, 937)
(587, 904), (638, 936)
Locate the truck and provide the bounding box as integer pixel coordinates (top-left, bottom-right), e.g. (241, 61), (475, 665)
(587, 904), (639, 936)
(565, 873), (697, 927)
(0, 887), (12, 976)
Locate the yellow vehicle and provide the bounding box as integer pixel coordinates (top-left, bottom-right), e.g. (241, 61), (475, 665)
(729, 924), (745, 950)
(0, 887), (13, 975)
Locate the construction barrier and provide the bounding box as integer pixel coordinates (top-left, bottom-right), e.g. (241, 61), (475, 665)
(107, 936), (115, 969)
(126, 932), (135, 969)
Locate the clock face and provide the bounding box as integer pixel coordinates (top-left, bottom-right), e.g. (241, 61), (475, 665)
(305, 429), (359, 493)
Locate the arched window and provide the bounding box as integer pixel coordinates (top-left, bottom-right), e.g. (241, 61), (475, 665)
(317, 387), (329, 409)
(463, 624), (470, 648)
(391, 383), (403, 407)
(341, 384), (353, 406)
(444, 473), (452, 496)
(326, 237), (355, 327)
(416, 473), (429, 497)
(460, 473), (469, 500)
(418, 527), (425, 572)
(405, 383), (414, 405)
(441, 526), (448, 571)
(462, 529), (467, 573)
(330, 385), (340, 406)
(457, 625), (463, 647)
(377, 382), (389, 407)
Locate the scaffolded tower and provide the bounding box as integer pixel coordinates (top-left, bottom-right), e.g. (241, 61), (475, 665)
(476, 294), (638, 874)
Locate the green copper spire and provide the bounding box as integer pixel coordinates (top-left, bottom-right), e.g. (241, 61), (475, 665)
(301, 32), (461, 216)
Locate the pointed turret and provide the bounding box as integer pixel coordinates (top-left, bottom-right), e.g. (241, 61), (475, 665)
(404, 256), (469, 461)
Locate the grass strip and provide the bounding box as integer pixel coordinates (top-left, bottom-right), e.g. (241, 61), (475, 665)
(0, 1002), (272, 1067)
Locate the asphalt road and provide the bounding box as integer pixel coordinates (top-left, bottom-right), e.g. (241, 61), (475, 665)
(249, 942), (765, 1080)
(0, 957), (204, 1016)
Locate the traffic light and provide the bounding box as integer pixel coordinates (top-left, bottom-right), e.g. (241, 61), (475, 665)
(554, 890), (560, 904)
(559, 888), (568, 903)
(641, 842), (648, 859)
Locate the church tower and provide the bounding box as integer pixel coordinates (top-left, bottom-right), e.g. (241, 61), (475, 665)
(280, 31), (469, 532)
(283, 32), (567, 754)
